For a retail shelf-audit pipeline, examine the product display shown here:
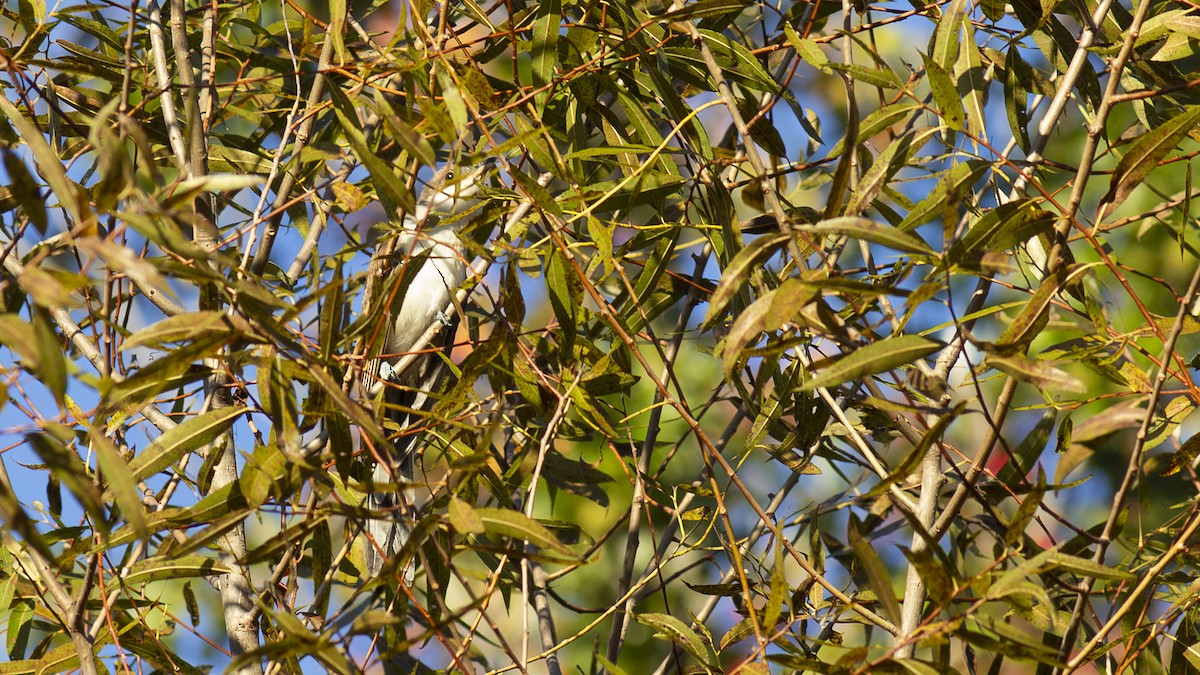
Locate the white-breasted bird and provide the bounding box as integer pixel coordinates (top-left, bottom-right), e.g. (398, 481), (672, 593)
(362, 159), (494, 579)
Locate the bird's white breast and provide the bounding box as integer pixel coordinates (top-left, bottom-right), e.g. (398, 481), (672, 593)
(384, 228), (468, 359)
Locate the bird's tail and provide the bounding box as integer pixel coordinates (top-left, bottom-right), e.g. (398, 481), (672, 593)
(363, 459), (414, 580)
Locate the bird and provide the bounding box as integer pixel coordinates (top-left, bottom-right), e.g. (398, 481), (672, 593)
(362, 158), (494, 580)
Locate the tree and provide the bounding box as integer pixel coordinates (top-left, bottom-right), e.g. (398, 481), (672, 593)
(2, 0), (1200, 671)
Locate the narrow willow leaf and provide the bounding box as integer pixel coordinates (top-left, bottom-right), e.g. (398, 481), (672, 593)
(474, 507), (576, 558)
(207, 144), (277, 174)
(785, 25), (829, 71)
(243, 516), (329, 564)
(948, 199), (1053, 264)
(799, 217), (935, 255)
(660, 0), (749, 20)
(827, 101), (922, 159)
(1169, 605), (1200, 672)
(635, 612), (713, 666)
(123, 555), (232, 584)
(723, 278), (819, 375)
(996, 269), (1063, 350)
(929, 0), (965, 69)
(32, 310), (66, 401)
(1004, 467), (1046, 548)
(869, 403), (964, 497)
(1, 148), (47, 232)
(699, 29), (781, 94)
(997, 410), (1055, 488)
(1100, 105), (1200, 219)
(826, 62), (902, 90)
(958, 624), (1061, 666)
(241, 442), (302, 509)
(0, 94), (94, 231)
(164, 173), (263, 209)
(1072, 398), (1146, 443)
(704, 230), (790, 325)
(846, 130), (919, 215)
(719, 617), (756, 651)
(987, 354), (1086, 394)
(1004, 47), (1032, 151)
(92, 431), (147, 541)
(848, 516), (902, 625)
(1039, 550), (1135, 581)
(545, 249), (580, 353)
(898, 161), (985, 233)
(532, 0), (561, 111)
(956, 22), (987, 138)
(372, 92), (436, 168)
(512, 169), (563, 217)
(448, 496), (485, 534)
(923, 54), (964, 132)
(122, 311), (260, 349)
(328, 85), (414, 214)
(801, 335), (941, 392)
(762, 539), (788, 630)
(126, 406), (245, 484)
(1161, 433), (1200, 476)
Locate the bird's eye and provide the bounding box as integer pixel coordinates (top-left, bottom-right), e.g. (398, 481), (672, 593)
(445, 171), (455, 181)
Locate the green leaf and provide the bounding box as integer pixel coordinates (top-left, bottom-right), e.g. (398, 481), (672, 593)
(123, 555), (231, 584)
(474, 507), (577, 558)
(29, 430), (109, 533)
(1099, 105), (1200, 219)
(1004, 47), (1032, 151)
(929, 0), (965, 70)
(827, 102), (922, 159)
(0, 94), (94, 232)
(898, 161), (985, 233)
(1169, 605), (1200, 673)
(92, 431), (147, 542)
(723, 278), (819, 375)
(163, 174), (263, 210)
(719, 617), (757, 651)
(845, 129), (933, 216)
(1005, 467), (1046, 548)
(997, 409), (1055, 488)
(800, 216), (934, 255)
(762, 540), (788, 631)
(995, 268), (1065, 350)
(848, 515), (902, 625)
(125, 406), (245, 484)
(634, 612), (713, 666)
(328, 85), (415, 215)
(1162, 433), (1200, 476)
(243, 516), (329, 564)
(785, 26), (828, 71)
(923, 54), (964, 132)
(801, 335), (941, 392)
(869, 403), (964, 497)
(1038, 549), (1135, 581)
(948, 199), (1054, 265)
(704, 230), (790, 326)
(956, 22), (987, 138)
(448, 496), (485, 534)
(545, 248), (581, 353)
(826, 62), (902, 90)
(532, 0), (561, 111)
(102, 337), (219, 414)
(698, 29), (780, 94)
(122, 311), (261, 349)
(987, 354), (1086, 394)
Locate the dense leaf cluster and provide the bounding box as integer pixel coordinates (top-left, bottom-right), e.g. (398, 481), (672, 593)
(0, 0), (1199, 672)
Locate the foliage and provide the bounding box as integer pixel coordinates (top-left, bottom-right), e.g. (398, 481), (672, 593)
(0, 0), (1199, 672)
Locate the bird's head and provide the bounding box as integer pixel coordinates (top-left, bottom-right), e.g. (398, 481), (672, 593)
(412, 158), (497, 224)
